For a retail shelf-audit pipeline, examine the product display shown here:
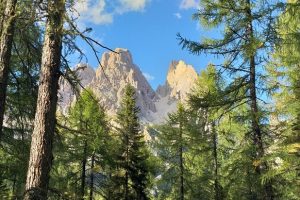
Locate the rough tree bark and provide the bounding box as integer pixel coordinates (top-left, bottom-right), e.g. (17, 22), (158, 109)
(0, 0), (17, 138)
(0, 0), (7, 36)
(24, 0), (65, 199)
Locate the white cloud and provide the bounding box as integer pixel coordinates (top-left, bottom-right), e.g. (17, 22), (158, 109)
(117, 0), (150, 13)
(143, 72), (155, 81)
(179, 0), (199, 10)
(74, 0), (113, 25)
(73, 0), (150, 25)
(174, 12), (182, 19)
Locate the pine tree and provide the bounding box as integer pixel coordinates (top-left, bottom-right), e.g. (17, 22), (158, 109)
(116, 84), (149, 200)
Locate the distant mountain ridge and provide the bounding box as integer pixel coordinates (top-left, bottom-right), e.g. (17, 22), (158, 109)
(58, 48), (198, 124)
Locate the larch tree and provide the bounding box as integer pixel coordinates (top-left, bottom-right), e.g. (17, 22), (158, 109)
(24, 0), (116, 198)
(275, 0), (300, 155)
(178, 0), (285, 198)
(68, 89), (109, 200)
(154, 102), (211, 199)
(0, 0), (42, 198)
(0, 0), (17, 138)
(24, 0), (65, 199)
(266, 0), (300, 198)
(51, 88), (111, 199)
(157, 103), (188, 200)
(188, 64), (224, 200)
(0, 0), (7, 37)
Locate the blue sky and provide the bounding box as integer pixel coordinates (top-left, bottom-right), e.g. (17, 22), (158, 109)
(72, 0), (218, 89)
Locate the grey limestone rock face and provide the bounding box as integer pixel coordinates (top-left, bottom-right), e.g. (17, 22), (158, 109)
(58, 48), (198, 124)
(91, 48), (158, 121)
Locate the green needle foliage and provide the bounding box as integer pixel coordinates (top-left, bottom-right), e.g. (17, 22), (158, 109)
(0, 1), (42, 198)
(266, 0), (300, 198)
(178, 0), (289, 199)
(114, 84), (150, 200)
(50, 89), (116, 199)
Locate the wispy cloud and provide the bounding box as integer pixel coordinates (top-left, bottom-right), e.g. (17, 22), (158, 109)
(117, 0), (150, 13)
(73, 0), (151, 25)
(174, 12), (182, 19)
(179, 0), (199, 10)
(74, 0), (113, 25)
(143, 72), (155, 81)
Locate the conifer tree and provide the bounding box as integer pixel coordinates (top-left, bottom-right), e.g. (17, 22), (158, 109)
(266, 1), (300, 198)
(0, 0), (18, 138)
(188, 64), (262, 199)
(155, 103), (188, 200)
(50, 89), (112, 199)
(25, 0), (65, 199)
(154, 101), (218, 199)
(0, 0), (6, 35)
(0, 1), (42, 198)
(178, 1), (285, 198)
(275, 0), (300, 155)
(188, 64), (224, 200)
(116, 84), (149, 200)
(25, 0), (116, 198)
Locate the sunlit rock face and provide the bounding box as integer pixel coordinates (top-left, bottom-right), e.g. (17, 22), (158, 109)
(153, 60), (198, 123)
(90, 48), (158, 121)
(59, 48), (198, 124)
(157, 60), (198, 99)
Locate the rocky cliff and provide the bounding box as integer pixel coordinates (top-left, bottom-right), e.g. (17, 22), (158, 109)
(58, 48), (198, 124)
(152, 60), (198, 123)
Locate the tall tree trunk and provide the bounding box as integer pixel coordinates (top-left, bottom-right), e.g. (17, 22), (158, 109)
(0, 0), (17, 138)
(0, 0), (7, 36)
(179, 119), (184, 200)
(125, 135), (129, 200)
(24, 0), (64, 199)
(245, 0), (273, 199)
(81, 140), (87, 199)
(89, 153), (95, 200)
(212, 122), (221, 200)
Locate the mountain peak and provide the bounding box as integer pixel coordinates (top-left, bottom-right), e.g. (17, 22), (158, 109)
(168, 60), (179, 71)
(115, 47), (129, 52)
(59, 48), (198, 124)
(100, 48), (134, 72)
(157, 60), (198, 99)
